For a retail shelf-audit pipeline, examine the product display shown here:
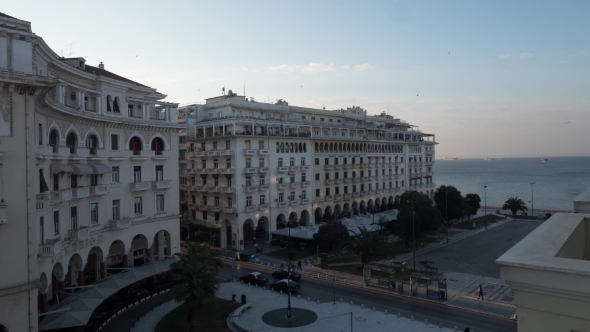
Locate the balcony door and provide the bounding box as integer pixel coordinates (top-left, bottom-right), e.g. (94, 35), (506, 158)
(70, 206), (78, 230)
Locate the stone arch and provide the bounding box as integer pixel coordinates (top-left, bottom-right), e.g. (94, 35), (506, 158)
(47, 124), (61, 144)
(113, 96), (121, 113)
(288, 211), (298, 226)
(65, 126), (82, 145)
(381, 197), (387, 211)
(300, 209), (310, 226)
(107, 240), (126, 270)
(334, 204), (342, 221)
(65, 130), (79, 153)
(130, 234), (150, 267)
(243, 218), (255, 243)
(126, 132), (147, 151)
(66, 253), (84, 290)
(388, 196), (395, 209)
(375, 198), (381, 207)
(360, 200), (366, 213)
(314, 207), (323, 224)
(276, 214), (286, 229)
(83, 128), (103, 149)
(323, 206), (333, 223)
(84, 246), (104, 284)
(343, 203), (351, 218)
(152, 230), (171, 260)
(367, 199), (374, 209)
(257, 216), (269, 240)
(315, 142), (319, 153)
(106, 95), (113, 112)
(352, 201), (359, 215)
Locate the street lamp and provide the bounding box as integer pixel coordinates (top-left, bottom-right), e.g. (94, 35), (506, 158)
(531, 182), (535, 217)
(409, 200), (416, 271)
(286, 220), (292, 319)
(445, 191), (449, 243)
(484, 186), (487, 229)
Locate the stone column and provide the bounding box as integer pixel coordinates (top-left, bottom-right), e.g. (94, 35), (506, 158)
(78, 91), (85, 110)
(95, 95), (102, 114)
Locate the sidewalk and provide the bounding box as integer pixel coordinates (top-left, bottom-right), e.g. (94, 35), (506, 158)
(130, 299), (184, 332)
(100, 292), (173, 332)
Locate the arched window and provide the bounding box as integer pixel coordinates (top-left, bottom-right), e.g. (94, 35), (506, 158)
(151, 137), (164, 155)
(113, 97), (121, 113)
(66, 132), (78, 154)
(86, 135), (98, 155)
(129, 136), (142, 155)
(106, 95), (112, 112)
(49, 129), (59, 153)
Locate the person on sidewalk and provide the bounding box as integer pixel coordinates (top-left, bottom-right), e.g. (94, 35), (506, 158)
(297, 260), (302, 271)
(477, 285), (484, 300)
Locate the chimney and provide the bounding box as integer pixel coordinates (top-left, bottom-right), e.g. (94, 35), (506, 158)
(98, 62), (104, 69)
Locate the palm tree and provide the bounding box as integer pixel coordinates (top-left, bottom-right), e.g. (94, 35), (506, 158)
(502, 197), (528, 217)
(169, 244), (221, 331)
(345, 226), (392, 268)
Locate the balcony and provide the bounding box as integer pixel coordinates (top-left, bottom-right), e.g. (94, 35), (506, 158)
(290, 199), (300, 206)
(207, 206), (221, 212)
(278, 201), (288, 208)
(258, 203), (269, 210)
(68, 227), (89, 241)
(290, 182), (300, 188)
(196, 204), (208, 210)
(343, 178), (350, 183)
(243, 149), (257, 155)
(324, 165), (334, 170)
(300, 181), (311, 187)
(258, 184), (269, 191)
(220, 186), (235, 193)
(195, 150), (205, 156)
(52, 189), (73, 202)
(352, 192), (359, 197)
(369, 190), (375, 194)
(73, 187), (89, 199)
(130, 181), (151, 192)
(243, 167), (257, 173)
(90, 185), (108, 196)
(196, 186), (207, 192)
(206, 150), (217, 156)
(301, 165), (311, 171)
(276, 166), (288, 172)
(196, 168), (208, 174)
(207, 168), (217, 174)
(39, 238), (61, 258)
(343, 164), (351, 169)
(353, 177), (361, 182)
(257, 149), (269, 155)
(109, 218), (131, 230)
(153, 180), (172, 190)
(360, 191), (367, 196)
(314, 197), (325, 202)
(324, 179), (333, 185)
(289, 166), (300, 171)
(359, 164), (366, 168)
(224, 207), (237, 213)
(367, 176), (374, 181)
(334, 165), (342, 170)
(334, 179), (343, 184)
(207, 186), (220, 192)
(257, 167), (269, 173)
(301, 198), (310, 204)
(244, 185), (257, 192)
(334, 194), (342, 199)
(325, 195), (334, 201)
(278, 183), (289, 189)
(217, 149), (233, 155)
(343, 193), (351, 198)
(245, 205), (257, 212)
(219, 168), (234, 174)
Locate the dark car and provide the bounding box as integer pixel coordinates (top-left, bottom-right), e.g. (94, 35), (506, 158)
(272, 269), (302, 281)
(239, 272), (269, 286)
(270, 279), (300, 293)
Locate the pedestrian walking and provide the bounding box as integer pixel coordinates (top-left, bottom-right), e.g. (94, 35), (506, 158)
(297, 260), (302, 271)
(231, 260), (235, 270)
(477, 285), (484, 300)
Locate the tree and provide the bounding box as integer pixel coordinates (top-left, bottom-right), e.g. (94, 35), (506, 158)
(345, 226), (392, 268)
(170, 244), (221, 331)
(434, 185), (464, 226)
(502, 197), (528, 217)
(313, 222), (349, 255)
(394, 191), (442, 247)
(464, 193), (482, 221)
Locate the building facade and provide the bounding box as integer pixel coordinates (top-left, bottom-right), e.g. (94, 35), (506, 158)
(0, 13), (181, 332)
(179, 92), (436, 251)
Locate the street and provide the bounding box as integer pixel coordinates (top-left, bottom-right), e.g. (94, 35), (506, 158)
(218, 262), (516, 332)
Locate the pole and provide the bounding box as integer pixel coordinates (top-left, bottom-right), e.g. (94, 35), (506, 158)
(484, 186), (487, 229)
(530, 182), (534, 219)
(411, 202), (416, 271)
(350, 312), (353, 332)
(333, 276), (336, 304)
(445, 191), (449, 243)
(287, 223), (292, 319)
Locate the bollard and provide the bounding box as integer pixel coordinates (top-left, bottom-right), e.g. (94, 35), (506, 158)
(318, 273), (320, 277)
(454, 327), (458, 332)
(280, 290), (282, 294)
(411, 316), (414, 321)
(340, 298), (343, 303)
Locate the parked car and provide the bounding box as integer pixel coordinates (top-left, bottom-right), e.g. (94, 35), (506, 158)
(272, 269), (302, 281)
(270, 279), (301, 293)
(239, 272), (269, 286)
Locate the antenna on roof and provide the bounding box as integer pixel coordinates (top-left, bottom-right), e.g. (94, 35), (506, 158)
(222, 85), (225, 95)
(243, 80), (246, 97)
(68, 43), (75, 57)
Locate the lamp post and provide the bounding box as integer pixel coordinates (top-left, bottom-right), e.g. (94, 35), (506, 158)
(287, 220), (292, 319)
(532, 182), (535, 218)
(484, 186), (487, 229)
(445, 191), (449, 243)
(410, 201), (416, 271)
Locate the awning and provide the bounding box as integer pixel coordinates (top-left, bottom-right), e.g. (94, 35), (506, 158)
(38, 258), (178, 331)
(69, 164), (94, 175)
(88, 163), (112, 174)
(51, 163), (74, 174)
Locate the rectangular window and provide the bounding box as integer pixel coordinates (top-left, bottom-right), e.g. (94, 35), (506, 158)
(38, 123), (43, 145)
(315, 158), (319, 166)
(343, 158), (347, 165)
(226, 176), (232, 187)
(361, 184), (365, 191)
(325, 188), (330, 196)
(344, 172), (348, 179)
(369, 184), (372, 190)
(245, 140), (251, 149)
(289, 192), (295, 201)
(213, 159), (219, 168)
(214, 196), (220, 206)
(325, 173), (330, 180)
(289, 174), (295, 183)
(201, 142), (206, 151)
(245, 158), (251, 168)
(315, 173), (320, 181)
(315, 189), (320, 197)
(215, 212), (220, 221)
(110, 134), (119, 150)
(245, 176), (252, 187)
(301, 173), (306, 182)
(228, 197), (233, 207)
(278, 158), (283, 167)
(226, 140), (230, 150)
(203, 211), (207, 220)
(344, 186), (348, 194)
(335, 172), (339, 179)
(156, 194), (165, 212)
(259, 176), (265, 185)
(90, 174), (98, 186)
(246, 196), (252, 206)
(259, 158), (265, 167)
(70, 174), (77, 188)
(352, 171), (356, 178)
(109, 166), (119, 183)
(226, 159), (232, 168)
(334, 158), (339, 165)
(134, 197), (142, 215)
(260, 195), (266, 204)
(201, 160), (206, 169)
(133, 166), (141, 183)
(53, 210), (59, 235)
(90, 203), (98, 224)
(214, 177), (219, 186)
(53, 173), (59, 191)
(352, 157), (355, 164)
(290, 157), (295, 166)
(213, 141), (218, 150)
(202, 196), (207, 205)
(335, 187), (340, 195)
(155, 165), (164, 181)
(301, 157), (306, 166)
(112, 199), (120, 220)
(258, 140), (264, 149)
(353, 185), (357, 192)
(278, 193), (284, 202)
(301, 190), (306, 199)
(324, 158), (329, 165)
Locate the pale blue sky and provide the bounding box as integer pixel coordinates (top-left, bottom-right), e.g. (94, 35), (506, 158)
(5, 1), (589, 158)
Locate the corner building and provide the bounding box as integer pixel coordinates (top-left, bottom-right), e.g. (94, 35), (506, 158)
(179, 93), (436, 251)
(0, 13), (181, 331)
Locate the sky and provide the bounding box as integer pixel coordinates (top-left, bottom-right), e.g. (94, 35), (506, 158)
(4, 0), (589, 158)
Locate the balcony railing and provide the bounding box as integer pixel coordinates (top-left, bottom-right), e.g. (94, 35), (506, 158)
(217, 149), (233, 155)
(301, 198), (310, 204)
(224, 207), (237, 213)
(196, 186), (207, 192)
(278, 183), (289, 189)
(219, 168), (234, 174)
(257, 149), (269, 155)
(324, 165), (334, 170)
(343, 178), (350, 183)
(289, 166), (300, 171)
(245, 205), (257, 212)
(39, 238), (61, 258)
(289, 182), (300, 188)
(258, 167), (269, 172)
(290, 199), (300, 206)
(109, 218), (131, 230)
(73, 187), (89, 199)
(244, 186), (257, 192)
(334, 164), (342, 169)
(325, 195), (334, 201)
(352, 192), (359, 197)
(153, 180), (172, 190)
(243, 167), (257, 173)
(301, 165), (311, 171)
(258, 184), (269, 191)
(334, 179), (343, 184)
(68, 227), (89, 241)
(243, 149), (257, 155)
(130, 181), (151, 192)
(207, 206), (221, 212)
(343, 164), (351, 169)
(324, 179), (333, 185)
(258, 203), (269, 210)
(90, 185), (108, 196)
(360, 191), (367, 196)
(369, 190), (375, 194)
(300, 181), (311, 187)
(343, 193), (351, 198)
(278, 201), (288, 208)
(334, 194), (342, 199)
(277, 166), (288, 172)
(220, 186), (235, 193)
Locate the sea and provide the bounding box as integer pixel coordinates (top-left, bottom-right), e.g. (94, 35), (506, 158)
(435, 156), (590, 212)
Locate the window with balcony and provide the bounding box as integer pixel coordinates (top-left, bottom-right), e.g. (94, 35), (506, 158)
(134, 197), (142, 215)
(259, 176), (265, 185)
(325, 173), (330, 180)
(214, 196), (220, 206)
(315, 173), (319, 181)
(156, 194), (165, 212)
(53, 210), (59, 235)
(334, 158), (339, 165)
(369, 184), (372, 190)
(278, 193), (284, 202)
(315, 189), (320, 197)
(325, 158), (329, 165)
(315, 158), (319, 165)
(213, 159), (219, 169)
(226, 140), (230, 150)
(129, 136), (142, 155)
(344, 186), (348, 194)
(246, 196), (252, 206)
(361, 184), (364, 191)
(290, 175), (295, 183)
(49, 129), (59, 153)
(258, 140), (264, 149)
(213, 141), (218, 150)
(290, 158), (295, 166)
(278, 177), (283, 184)
(360, 171), (364, 177)
(353, 185), (357, 192)
(301, 173), (306, 182)
(289, 192), (295, 201)
(151, 137), (164, 155)
(201, 176), (207, 185)
(228, 198), (233, 207)
(325, 188), (330, 196)
(226, 159), (232, 168)
(335, 172), (339, 179)
(90, 203), (98, 224)
(260, 195), (266, 204)
(201, 160), (206, 169)
(335, 187), (340, 195)
(202, 196), (207, 205)
(245, 158), (251, 168)
(245, 177), (252, 186)
(90, 174), (98, 186)
(278, 158), (283, 167)
(86, 135), (98, 155)
(133, 166), (142, 183)
(259, 158), (265, 167)
(66, 132), (78, 154)
(113, 97), (121, 113)
(226, 176), (232, 187)
(200, 142), (205, 151)
(71, 174), (78, 188)
(214, 177), (219, 187)
(155, 165), (164, 181)
(245, 140), (251, 149)
(300, 157), (306, 166)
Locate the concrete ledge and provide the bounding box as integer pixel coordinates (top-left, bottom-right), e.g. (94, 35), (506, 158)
(231, 303), (253, 332)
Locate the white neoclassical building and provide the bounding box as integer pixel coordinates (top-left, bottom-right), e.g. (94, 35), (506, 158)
(178, 91), (436, 251)
(0, 13), (181, 332)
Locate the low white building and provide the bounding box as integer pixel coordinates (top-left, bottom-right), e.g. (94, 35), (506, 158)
(0, 13), (181, 332)
(179, 92), (436, 251)
(497, 189), (590, 331)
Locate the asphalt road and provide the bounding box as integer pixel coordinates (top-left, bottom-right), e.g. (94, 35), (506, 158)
(414, 219), (542, 278)
(219, 263), (516, 332)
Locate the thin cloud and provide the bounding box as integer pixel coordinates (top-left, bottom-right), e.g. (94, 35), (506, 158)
(342, 65), (350, 69)
(268, 64), (301, 72)
(497, 54), (511, 59)
(354, 63), (375, 71)
(520, 53), (535, 58)
(301, 63), (336, 73)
